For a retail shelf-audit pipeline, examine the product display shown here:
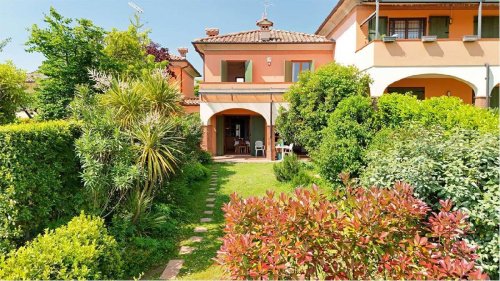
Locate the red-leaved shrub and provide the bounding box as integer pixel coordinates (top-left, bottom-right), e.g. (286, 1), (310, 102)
(216, 183), (488, 280)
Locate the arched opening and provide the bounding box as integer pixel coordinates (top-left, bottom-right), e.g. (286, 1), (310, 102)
(490, 84), (499, 109)
(384, 74), (475, 104)
(206, 108), (268, 157)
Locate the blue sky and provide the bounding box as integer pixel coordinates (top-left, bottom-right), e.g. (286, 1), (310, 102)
(0, 0), (337, 73)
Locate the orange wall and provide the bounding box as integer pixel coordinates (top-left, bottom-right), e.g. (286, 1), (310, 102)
(373, 39), (499, 66)
(203, 50), (333, 83)
(386, 77), (473, 104)
(183, 105), (200, 114)
(201, 93), (285, 103)
(171, 64), (196, 98)
(356, 6), (498, 47)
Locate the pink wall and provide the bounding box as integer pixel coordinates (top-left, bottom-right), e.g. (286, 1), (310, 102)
(171, 64), (196, 98)
(203, 50), (334, 83)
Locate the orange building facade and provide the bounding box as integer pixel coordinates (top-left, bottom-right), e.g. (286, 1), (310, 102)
(192, 19), (334, 160)
(316, 0), (499, 107)
(182, 0), (498, 159)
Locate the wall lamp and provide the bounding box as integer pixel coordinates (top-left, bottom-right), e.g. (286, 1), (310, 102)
(266, 56), (272, 66)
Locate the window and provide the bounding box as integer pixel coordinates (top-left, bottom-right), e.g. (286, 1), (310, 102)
(474, 16), (500, 38)
(389, 18), (426, 39)
(292, 61), (311, 82)
(285, 61), (314, 82)
(221, 60), (252, 82)
(368, 16), (388, 41)
(387, 87), (425, 100)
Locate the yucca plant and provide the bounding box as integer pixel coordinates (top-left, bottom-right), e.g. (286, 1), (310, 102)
(131, 112), (182, 196)
(139, 69), (182, 116)
(100, 79), (148, 128)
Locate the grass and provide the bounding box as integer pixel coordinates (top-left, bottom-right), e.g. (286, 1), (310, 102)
(178, 162), (319, 280)
(144, 161), (328, 280)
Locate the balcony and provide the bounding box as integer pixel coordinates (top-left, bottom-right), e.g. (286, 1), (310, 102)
(199, 82), (292, 103)
(355, 38), (499, 69)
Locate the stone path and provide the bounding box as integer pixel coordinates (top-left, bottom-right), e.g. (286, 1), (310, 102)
(160, 260), (184, 280)
(159, 168), (218, 280)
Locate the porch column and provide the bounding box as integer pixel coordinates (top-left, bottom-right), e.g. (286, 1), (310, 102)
(266, 125), (275, 161)
(475, 97), (488, 108)
(202, 125), (215, 155)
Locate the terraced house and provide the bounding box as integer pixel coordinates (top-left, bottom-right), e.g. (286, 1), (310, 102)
(192, 18), (334, 160)
(191, 0), (499, 159)
(316, 0), (499, 107)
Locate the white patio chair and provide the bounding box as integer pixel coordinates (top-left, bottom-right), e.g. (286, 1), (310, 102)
(283, 143), (294, 157)
(255, 140), (265, 157)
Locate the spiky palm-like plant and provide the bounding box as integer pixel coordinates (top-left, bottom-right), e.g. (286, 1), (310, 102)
(100, 79), (148, 128)
(139, 70), (182, 116)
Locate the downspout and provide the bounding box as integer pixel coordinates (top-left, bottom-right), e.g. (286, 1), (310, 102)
(478, 0), (483, 38)
(486, 63), (490, 107)
(375, 0), (380, 39)
(270, 94), (273, 160)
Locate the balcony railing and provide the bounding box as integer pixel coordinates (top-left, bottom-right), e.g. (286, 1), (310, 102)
(198, 82), (291, 103)
(199, 82), (293, 95)
(355, 38), (499, 69)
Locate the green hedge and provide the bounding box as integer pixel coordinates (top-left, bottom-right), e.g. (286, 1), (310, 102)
(0, 120), (83, 253)
(0, 213), (123, 280)
(361, 125), (500, 277)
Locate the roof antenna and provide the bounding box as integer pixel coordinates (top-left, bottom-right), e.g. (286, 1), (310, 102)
(128, 1), (144, 14)
(263, 0), (273, 19)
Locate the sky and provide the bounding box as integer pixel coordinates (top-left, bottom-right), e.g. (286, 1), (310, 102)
(0, 0), (337, 74)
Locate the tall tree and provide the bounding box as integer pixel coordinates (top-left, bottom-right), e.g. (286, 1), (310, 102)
(104, 15), (155, 78)
(0, 61), (27, 124)
(26, 7), (110, 119)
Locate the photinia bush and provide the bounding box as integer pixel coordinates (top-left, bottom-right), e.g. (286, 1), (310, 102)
(216, 183), (488, 280)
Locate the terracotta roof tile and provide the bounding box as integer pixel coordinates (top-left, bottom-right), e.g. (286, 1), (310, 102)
(182, 98), (200, 106)
(193, 29), (332, 44)
(169, 54), (185, 61)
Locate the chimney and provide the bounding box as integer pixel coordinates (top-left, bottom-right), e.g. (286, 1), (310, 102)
(256, 17), (274, 42)
(205, 28), (220, 37)
(178, 47), (188, 59)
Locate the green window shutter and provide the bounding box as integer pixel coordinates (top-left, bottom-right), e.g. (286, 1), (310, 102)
(474, 16), (499, 38)
(310, 60), (315, 72)
(245, 60), (253, 82)
(216, 116), (224, 156)
(284, 61), (292, 82)
(368, 16), (388, 41)
(490, 86), (499, 108)
(221, 60), (228, 82)
(429, 16), (449, 38)
(379, 17), (388, 37)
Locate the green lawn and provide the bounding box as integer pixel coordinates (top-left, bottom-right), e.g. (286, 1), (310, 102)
(177, 162), (296, 280)
(144, 162), (325, 280)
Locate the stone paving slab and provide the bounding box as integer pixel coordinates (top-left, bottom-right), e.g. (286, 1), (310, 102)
(160, 259), (184, 280)
(206, 204), (215, 208)
(204, 210), (213, 215)
(206, 198), (215, 202)
(179, 245), (195, 255)
(208, 188), (216, 191)
(200, 217), (213, 223)
(194, 226), (208, 233)
(208, 192), (215, 196)
(189, 236), (203, 243)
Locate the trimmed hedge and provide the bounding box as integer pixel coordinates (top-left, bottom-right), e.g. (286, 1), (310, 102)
(0, 213), (123, 280)
(0, 120), (83, 253)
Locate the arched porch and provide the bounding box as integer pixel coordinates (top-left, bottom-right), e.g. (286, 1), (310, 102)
(384, 74), (475, 104)
(202, 107), (276, 160)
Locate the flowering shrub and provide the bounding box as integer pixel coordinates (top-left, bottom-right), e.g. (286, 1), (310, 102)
(217, 183), (488, 280)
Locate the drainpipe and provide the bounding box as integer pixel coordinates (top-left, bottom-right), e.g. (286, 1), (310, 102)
(478, 0), (483, 38)
(486, 63), (490, 106)
(375, 0), (380, 39)
(270, 97), (273, 160)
